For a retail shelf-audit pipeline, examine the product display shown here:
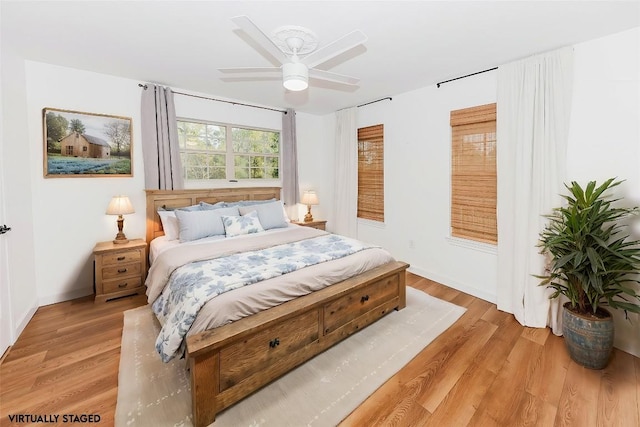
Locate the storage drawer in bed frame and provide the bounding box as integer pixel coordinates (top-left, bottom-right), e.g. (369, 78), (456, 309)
(186, 260), (408, 427)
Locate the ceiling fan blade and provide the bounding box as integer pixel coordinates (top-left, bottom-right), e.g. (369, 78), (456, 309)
(301, 30), (367, 68)
(231, 15), (289, 65)
(309, 68), (360, 85)
(218, 67), (281, 74)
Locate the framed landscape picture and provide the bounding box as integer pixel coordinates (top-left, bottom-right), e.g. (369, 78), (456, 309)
(43, 108), (133, 177)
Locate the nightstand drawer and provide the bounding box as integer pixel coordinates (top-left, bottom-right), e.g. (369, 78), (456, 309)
(103, 276), (142, 294)
(102, 262), (141, 280)
(102, 250), (141, 266)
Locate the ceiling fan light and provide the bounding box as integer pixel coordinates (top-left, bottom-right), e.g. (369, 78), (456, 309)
(282, 62), (309, 91)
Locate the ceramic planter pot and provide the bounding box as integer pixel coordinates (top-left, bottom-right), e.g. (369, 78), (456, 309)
(562, 302), (614, 370)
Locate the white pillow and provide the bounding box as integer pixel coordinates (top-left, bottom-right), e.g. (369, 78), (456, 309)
(174, 206), (239, 242)
(199, 201), (228, 210)
(157, 210), (179, 241)
(238, 200), (289, 230)
(222, 211), (265, 238)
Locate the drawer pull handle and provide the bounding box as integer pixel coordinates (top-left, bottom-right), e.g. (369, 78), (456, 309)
(117, 268), (128, 273)
(118, 283), (128, 288)
(117, 256), (126, 261)
(269, 338), (280, 348)
(361, 295), (370, 303)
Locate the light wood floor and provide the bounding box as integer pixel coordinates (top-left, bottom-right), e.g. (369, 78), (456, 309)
(1, 273), (638, 426)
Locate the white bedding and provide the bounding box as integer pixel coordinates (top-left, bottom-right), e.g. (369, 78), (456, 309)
(146, 226), (395, 338)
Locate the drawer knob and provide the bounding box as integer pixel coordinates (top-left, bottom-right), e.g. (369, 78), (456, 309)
(361, 295), (370, 303)
(117, 256), (126, 261)
(118, 283), (128, 289)
(117, 268), (128, 273)
(269, 338), (280, 348)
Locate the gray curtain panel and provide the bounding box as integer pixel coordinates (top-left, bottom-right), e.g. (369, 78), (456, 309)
(140, 84), (184, 190)
(281, 108), (299, 216)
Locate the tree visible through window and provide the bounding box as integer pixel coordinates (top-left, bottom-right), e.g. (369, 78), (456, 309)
(450, 103), (497, 244)
(177, 119), (279, 181)
(357, 124), (384, 222)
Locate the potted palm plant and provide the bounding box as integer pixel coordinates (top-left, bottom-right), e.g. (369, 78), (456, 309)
(537, 178), (640, 369)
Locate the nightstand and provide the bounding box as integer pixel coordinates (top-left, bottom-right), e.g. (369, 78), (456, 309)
(93, 239), (146, 303)
(292, 220), (327, 231)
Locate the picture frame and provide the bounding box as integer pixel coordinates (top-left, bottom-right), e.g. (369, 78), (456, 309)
(43, 108), (133, 177)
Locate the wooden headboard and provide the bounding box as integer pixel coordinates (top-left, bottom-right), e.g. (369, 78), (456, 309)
(145, 187), (281, 249)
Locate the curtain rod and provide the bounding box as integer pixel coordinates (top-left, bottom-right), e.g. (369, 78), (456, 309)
(138, 83), (287, 114)
(357, 97), (392, 108)
(338, 96), (392, 112)
(436, 67), (498, 88)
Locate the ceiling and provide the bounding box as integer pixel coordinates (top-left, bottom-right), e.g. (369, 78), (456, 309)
(2, 1), (639, 115)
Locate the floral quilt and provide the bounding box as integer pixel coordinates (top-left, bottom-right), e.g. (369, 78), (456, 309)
(152, 234), (372, 362)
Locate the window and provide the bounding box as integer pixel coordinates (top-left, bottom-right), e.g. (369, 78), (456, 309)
(177, 119), (280, 181)
(66, 146), (73, 155)
(357, 124), (384, 222)
(450, 103), (497, 244)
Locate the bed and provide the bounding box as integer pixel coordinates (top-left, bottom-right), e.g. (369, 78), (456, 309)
(145, 187), (409, 427)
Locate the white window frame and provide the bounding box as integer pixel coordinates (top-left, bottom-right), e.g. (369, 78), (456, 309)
(177, 118), (281, 188)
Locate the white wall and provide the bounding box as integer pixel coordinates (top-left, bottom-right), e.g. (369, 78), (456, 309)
(24, 61), (146, 305)
(295, 112), (333, 223)
(352, 71), (498, 303)
(567, 27), (640, 356)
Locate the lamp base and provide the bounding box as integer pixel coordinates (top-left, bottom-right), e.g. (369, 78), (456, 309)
(113, 233), (129, 245)
(304, 205), (314, 222)
(113, 215), (129, 244)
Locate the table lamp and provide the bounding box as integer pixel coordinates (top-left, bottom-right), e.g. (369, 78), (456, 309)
(106, 195), (135, 244)
(301, 190), (319, 222)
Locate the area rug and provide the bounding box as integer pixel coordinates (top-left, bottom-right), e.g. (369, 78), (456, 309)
(115, 287), (466, 427)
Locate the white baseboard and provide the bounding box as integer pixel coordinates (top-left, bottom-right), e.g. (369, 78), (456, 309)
(14, 302), (38, 343)
(38, 287), (94, 307)
(9, 288), (92, 346)
(408, 266), (497, 304)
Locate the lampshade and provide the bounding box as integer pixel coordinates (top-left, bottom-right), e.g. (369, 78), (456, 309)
(106, 195), (135, 216)
(283, 62), (309, 91)
(301, 191), (319, 206)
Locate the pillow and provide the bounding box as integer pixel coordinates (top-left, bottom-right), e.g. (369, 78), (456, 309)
(222, 210), (265, 238)
(160, 204), (201, 211)
(199, 201), (228, 210)
(174, 206), (240, 242)
(224, 198), (276, 208)
(157, 210), (179, 241)
(239, 200), (288, 230)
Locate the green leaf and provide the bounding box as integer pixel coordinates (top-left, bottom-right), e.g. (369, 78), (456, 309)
(535, 177), (640, 315)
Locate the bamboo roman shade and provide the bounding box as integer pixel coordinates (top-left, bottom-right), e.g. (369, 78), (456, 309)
(450, 103), (497, 244)
(357, 124), (384, 222)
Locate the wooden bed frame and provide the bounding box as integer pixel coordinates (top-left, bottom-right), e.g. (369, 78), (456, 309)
(145, 187), (409, 427)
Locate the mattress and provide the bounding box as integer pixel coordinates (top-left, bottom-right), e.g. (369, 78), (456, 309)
(146, 226), (395, 339)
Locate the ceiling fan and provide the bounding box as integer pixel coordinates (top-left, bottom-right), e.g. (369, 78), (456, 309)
(219, 16), (367, 91)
